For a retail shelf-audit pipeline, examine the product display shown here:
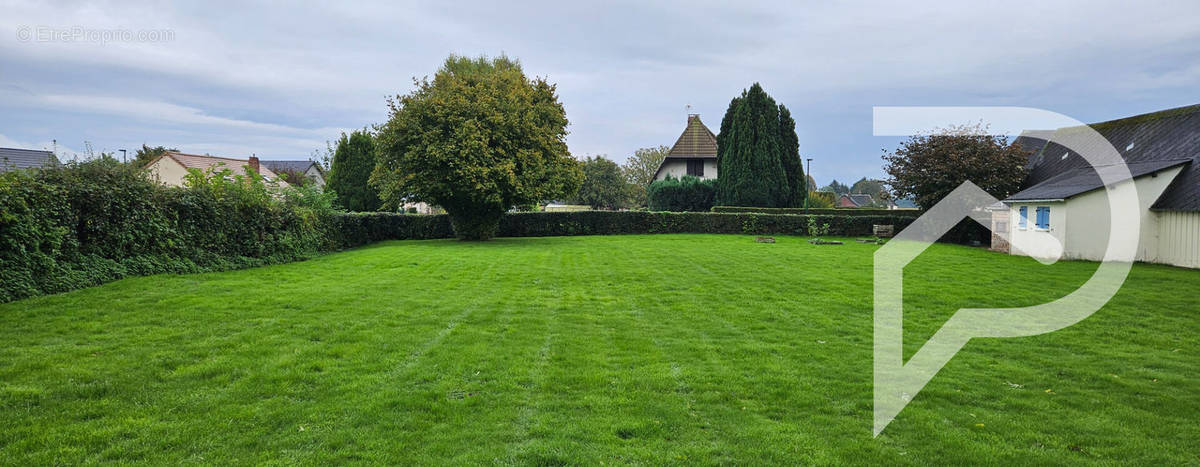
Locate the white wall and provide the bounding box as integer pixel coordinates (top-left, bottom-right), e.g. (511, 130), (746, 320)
(1153, 210), (1200, 268)
(654, 159), (718, 181)
(304, 166), (326, 188)
(1008, 201), (1067, 260)
(146, 157), (189, 187)
(1007, 166), (1191, 265)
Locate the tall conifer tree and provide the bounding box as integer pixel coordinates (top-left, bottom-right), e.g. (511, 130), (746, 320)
(716, 83), (798, 207)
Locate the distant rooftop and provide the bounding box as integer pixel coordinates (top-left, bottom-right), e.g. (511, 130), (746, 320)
(0, 147), (59, 172)
(666, 114), (717, 159)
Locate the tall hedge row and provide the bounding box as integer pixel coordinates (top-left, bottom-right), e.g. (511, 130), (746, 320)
(1, 161), (951, 303)
(0, 159), (331, 303)
(330, 211), (917, 241)
(711, 206), (923, 216)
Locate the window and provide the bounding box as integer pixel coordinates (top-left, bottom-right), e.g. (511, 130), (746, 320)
(1018, 206), (1028, 229)
(1035, 206), (1050, 230)
(686, 159), (704, 177)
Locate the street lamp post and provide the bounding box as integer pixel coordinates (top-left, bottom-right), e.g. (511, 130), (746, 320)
(119, 149), (127, 163)
(804, 158), (813, 215)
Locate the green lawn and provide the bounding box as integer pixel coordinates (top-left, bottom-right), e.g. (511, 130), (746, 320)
(1, 235), (1196, 464)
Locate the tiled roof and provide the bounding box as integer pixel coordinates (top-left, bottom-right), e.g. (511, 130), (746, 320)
(1008, 104), (1200, 211)
(158, 152), (285, 181)
(1008, 159), (1191, 201)
(0, 147), (59, 171)
(666, 115), (717, 159)
(841, 194), (874, 207)
(261, 160), (320, 174)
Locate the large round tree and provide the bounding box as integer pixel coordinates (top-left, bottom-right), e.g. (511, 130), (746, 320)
(882, 123), (1029, 209)
(372, 55), (582, 240)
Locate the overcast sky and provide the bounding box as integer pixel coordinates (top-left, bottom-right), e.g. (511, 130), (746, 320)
(2, 1), (1199, 185)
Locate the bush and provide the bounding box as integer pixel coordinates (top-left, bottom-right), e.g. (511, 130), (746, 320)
(806, 191), (836, 208)
(647, 175), (717, 212)
(329, 211), (918, 240)
(711, 206), (921, 217)
(0, 159), (334, 303)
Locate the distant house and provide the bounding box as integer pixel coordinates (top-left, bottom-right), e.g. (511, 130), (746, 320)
(0, 147), (59, 172)
(652, 114), (718, 181)
(888, 198), (919, 210)
(260, 160), (326, 188)
(145, 152), (288, 187)
(837, 193), (875, 208)
(995, 104), (1200, 268)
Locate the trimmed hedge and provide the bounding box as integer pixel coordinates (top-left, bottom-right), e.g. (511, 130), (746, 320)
(1, 159), (332, 303)
(0, 160), (967, 303)
(647, 175), (716, 212)
(328, 211), (918, 241)
(712, 205), (922, 217)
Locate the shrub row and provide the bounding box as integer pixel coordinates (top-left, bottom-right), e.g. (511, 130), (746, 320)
(0, 159), (332, 303)
(0, 161), (964, 303)
(647, 175), (716, 212)
(712, 205), (922, 217)
(329, 211), (918, 241)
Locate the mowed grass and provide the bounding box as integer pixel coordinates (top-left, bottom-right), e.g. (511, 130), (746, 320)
(0, 235), (1197, 464)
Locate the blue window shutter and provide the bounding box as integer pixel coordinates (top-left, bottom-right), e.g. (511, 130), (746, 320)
(1019, 206), (1028, 228)
(1036, 207), (1050, 229)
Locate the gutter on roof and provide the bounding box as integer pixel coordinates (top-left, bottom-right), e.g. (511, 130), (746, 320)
(1004, 198), (1066, 203)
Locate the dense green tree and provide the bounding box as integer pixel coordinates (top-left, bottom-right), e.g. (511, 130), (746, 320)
(820, 179), (850, 195)
(777, 105), (806, 207)
(715, 83), (804, 208)
(326, 130), (381, 212)
(132, 145), (176, 168)
(573, 155), (630, 210)
(372, 55), (582, 240)
(647, 175), (717, 212)
(850, 177), (888, 206)
(620, 145), (669, 207)
(882, 123), (1029, 209)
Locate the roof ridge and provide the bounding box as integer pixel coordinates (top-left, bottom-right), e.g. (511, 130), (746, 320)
(166, 151), (253, 163)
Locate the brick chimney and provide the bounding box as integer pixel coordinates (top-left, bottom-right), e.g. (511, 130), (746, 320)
(248, 155), (260, 174)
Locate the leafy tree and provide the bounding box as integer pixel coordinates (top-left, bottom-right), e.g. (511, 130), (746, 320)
(806, 191), (836, 208)
(806, 175), (817, 194)
(620, 145), (669, 207)
(573, 155), (630, 210)
(850, 177), (884, 196)
(882, 123), (1030, 209)
(372, 55), (582, 240)
(132, 145), (176, 168)
(715, 83), (804, 208)
(820, 179), (850, 195)
(326, 130), (381, 212)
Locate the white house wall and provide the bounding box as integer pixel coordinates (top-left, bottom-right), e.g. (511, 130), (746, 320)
(147, 157), (190, 187)
(654, 159), (718, 181)
(1008, 166), (1187, 264)
(1153, 210), (1200, 268)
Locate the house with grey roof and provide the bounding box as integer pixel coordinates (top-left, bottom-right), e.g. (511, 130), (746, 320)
(0, 148), (59, 172)
(837, 193), (876, 208)
(652, 114), (718, 181)
(995, 104), (1200, 268)
(260, 160), (325, 188)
